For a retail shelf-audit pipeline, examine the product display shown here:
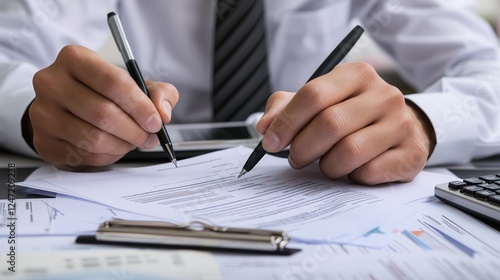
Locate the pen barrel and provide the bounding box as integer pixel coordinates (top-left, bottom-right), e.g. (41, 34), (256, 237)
(308, 25), (364, 82)
(126, 60), (149, 96)
(243, 142), (266, 171)
(157, 125), (174, 149)
(126, 59), (176, 162)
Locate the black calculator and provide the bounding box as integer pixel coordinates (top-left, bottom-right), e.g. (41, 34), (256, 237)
(434, 174), (500, 225)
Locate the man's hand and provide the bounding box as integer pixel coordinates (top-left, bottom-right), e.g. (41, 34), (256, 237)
(28, 45), (179, 169)
(257, 62), (436, 185)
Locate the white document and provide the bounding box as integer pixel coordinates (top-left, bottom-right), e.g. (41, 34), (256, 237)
(0, 166), (153, 237)
(350, 196), (500, 258)
(0, 199), (56, 236)
(216, 197), (500, 279)
(18, 147), (457, 243)
(215, 244), (500, 280)
(49, 194), (161, 235)
(1, 248), (221, 280)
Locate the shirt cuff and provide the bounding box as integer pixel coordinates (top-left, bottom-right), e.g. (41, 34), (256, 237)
(405, 92), (477, 166)
(0, 64), (39, 158)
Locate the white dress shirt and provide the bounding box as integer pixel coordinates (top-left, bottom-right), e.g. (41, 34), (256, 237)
(1, 0), (499, 167)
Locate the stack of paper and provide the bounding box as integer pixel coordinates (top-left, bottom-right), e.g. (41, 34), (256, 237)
(15, 147), (454, 243)
(2, 147), (499, 279)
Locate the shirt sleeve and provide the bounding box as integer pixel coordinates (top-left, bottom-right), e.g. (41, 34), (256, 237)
(351, 0), (500, 165)
(0, 0), (117, 157)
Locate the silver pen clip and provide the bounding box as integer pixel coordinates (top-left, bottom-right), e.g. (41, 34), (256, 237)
(96, 219), (292, 253)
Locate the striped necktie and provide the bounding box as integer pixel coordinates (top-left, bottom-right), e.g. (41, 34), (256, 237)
(213, 0), (271, 122)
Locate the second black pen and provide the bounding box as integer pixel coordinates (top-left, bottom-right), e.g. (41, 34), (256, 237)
(238, 25), (365, 178)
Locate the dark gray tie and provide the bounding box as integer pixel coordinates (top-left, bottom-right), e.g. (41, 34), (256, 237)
(213, 0), (271, 122)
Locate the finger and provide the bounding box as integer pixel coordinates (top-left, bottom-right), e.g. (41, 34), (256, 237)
(49, 76), (156, 148)
(35, 137), (125, 168)
(263, 62), (377, 152)
(29, 100), (148, 156)
(347, 141), (428, 185)
(317, 120), (408, 180)
(288, 93), (386, 169)
(56, 45), (162, 133)
(146, 81), (179, 124)
(256, 91), (294, 135)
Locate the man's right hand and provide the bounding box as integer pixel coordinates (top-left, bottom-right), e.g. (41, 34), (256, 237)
(29, 45), (179, 169)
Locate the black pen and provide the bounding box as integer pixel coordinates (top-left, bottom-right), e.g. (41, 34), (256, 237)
(238, 25), (364, 178)
(107, 12), (177, 167)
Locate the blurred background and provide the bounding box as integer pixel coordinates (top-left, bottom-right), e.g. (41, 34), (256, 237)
(349, 0), (500, 94)
(98, 0), (500, 95)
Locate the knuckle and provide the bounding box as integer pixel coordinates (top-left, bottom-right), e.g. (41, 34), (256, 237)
(300, 83), (330, 109)
(270, 90), (292, 100)
(288, 142), (309, 167)
(356, 164), (380, 184)
(409, 141), (428, 166)
(58, 45), (81, 60)
(274, 111), (295, 132)
(393, 110), (414, 136)
(93, 102), (120, 129)
(384, 85), (405, 107)
(32, 71), (45, 90)
(394, 162), (418, 183)
(318, 160), (342, 180)
(352, 62), (378, 84)
(28, 101), (42, 121)
(265, 91), (291, 111)
(339, 137), (364, 165)
(32, 69), (56, 95)
(105, 70), (135, 100)
(130, 99), (154, 121)
(57, 45), (90, 69)
(349, 162), (389, 185)
(317, 108), (346, 137)
(82, 129), (108, 153)
(266, 91), (283, 104)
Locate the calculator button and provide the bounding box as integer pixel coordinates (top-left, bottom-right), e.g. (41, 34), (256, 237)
(448, 181), (466, 190)
(463, 178), (484, 185)
(488, 195), (500, 206)
(479, 175), (500, 183)
(475, 190), (496, 200)
(477, 183), (500, 191)
(461, 186), (483, 196)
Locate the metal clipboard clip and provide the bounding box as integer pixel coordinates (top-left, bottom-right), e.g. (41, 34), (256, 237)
(76, 219), (299, 255)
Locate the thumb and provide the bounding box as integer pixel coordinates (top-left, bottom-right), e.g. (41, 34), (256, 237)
(256, 91), (294, 135)
(146, 81), (179, 124)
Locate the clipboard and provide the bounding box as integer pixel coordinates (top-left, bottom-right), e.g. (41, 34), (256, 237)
(76, 219), (300, 255)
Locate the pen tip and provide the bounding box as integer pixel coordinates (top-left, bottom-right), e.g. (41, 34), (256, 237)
(172, 159), (178, 168)
(237, 169), (247, 179)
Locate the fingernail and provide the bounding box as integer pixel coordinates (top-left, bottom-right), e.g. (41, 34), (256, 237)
(146, 114), (161, 132)
(262, 131), (280, 152)
(162, 100), (171, 120)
